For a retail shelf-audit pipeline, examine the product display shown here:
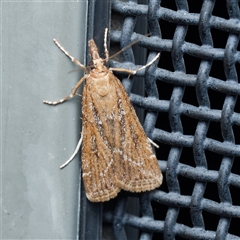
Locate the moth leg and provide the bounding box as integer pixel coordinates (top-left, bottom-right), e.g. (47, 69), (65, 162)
(134, 53), (160, 73)
(104, 28), (109, 61)
(110, 53), (160, 75)
(109, 68), (136, 75)
(43, 75), (87, 105)
(148, 138), (159, 148)
(60, 134), (83, 169)
(53, 38), (88, 73)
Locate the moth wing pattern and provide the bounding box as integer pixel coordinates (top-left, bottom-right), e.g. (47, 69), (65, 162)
(113, 75), (162, 192)
(81, 73), (121, 202)
(81, 71), (162, 202)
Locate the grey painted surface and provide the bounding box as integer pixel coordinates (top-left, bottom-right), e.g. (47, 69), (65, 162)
(1, 1), (87, 239)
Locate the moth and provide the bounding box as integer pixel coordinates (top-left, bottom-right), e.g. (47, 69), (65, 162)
(43, 28), (162, 202)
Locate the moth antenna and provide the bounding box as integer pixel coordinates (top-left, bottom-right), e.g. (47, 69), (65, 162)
(107, 33), (151, 61)
(148, 138), (159, 148)
(60, 134), (83, 169)
(104, 28), (109, 61)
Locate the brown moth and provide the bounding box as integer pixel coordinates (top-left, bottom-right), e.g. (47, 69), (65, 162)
(43, 28), (162, 202)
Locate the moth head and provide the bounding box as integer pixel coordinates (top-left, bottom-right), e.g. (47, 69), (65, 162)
(88, 39), (105, 69)
(89, 40), (100, 61)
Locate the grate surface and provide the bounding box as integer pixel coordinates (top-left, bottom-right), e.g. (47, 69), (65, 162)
(102, 0), (240, 239)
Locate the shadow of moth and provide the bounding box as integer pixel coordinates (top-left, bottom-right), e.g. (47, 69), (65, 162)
(43, 28), (162, 202)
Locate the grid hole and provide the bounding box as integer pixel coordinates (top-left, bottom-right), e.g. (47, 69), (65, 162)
(152, 232), (164, 240)
(208, 89), (225, 110)
(203, 181), (220, 203)
(235, 97), (240, 113)
(159, 19), (176, 40)
(156, 80), (173, 100)
(205, 150), (222, 171)
(212, 1), (228, 19)
(185, 25), (202, 46)
(233, 125), (240, 144)
(160, 0), (177, 11)
(184, 55), (201, 74)
(229, 217), (240, 235)
(230, 184), (240, 206)
(182, 86), (198, 107)
(202, 210), (219, 231)
(177, 207), (192, 228)
(209, 60), (226, 80)
(156, 111), (171, 133)
(179, 147), (195, 167)
(158, 51), (174, 72)
(181, 115), (198, 135)
(152, 200), (168, 221)
(178, 175), (195, 196)
(206, 121), (223, 143)
(211, 28), (229, 49)
(188, 1), (203, 14)
(156, 143), (171, 161)
(231, 157), (240, 175)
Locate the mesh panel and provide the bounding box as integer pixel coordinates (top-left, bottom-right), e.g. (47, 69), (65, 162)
(102, 0), (240, 239)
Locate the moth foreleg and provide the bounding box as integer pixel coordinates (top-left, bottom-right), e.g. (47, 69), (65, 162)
(43, 75), (87, 105)
(53, 38), (88, 73)
(134, 53), (160, 73)
(110, 53), (160, 75)
(60, 134), (83, 169)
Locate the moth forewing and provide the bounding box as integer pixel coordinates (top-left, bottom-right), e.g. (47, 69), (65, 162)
(44, 28), (162, 202)
(110, 77), (162, 192)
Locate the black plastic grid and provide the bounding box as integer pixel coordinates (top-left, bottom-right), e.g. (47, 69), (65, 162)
(101, 0), (240, 239)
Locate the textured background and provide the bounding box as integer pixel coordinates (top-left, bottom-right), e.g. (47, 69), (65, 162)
(102, 0), (240, 239)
